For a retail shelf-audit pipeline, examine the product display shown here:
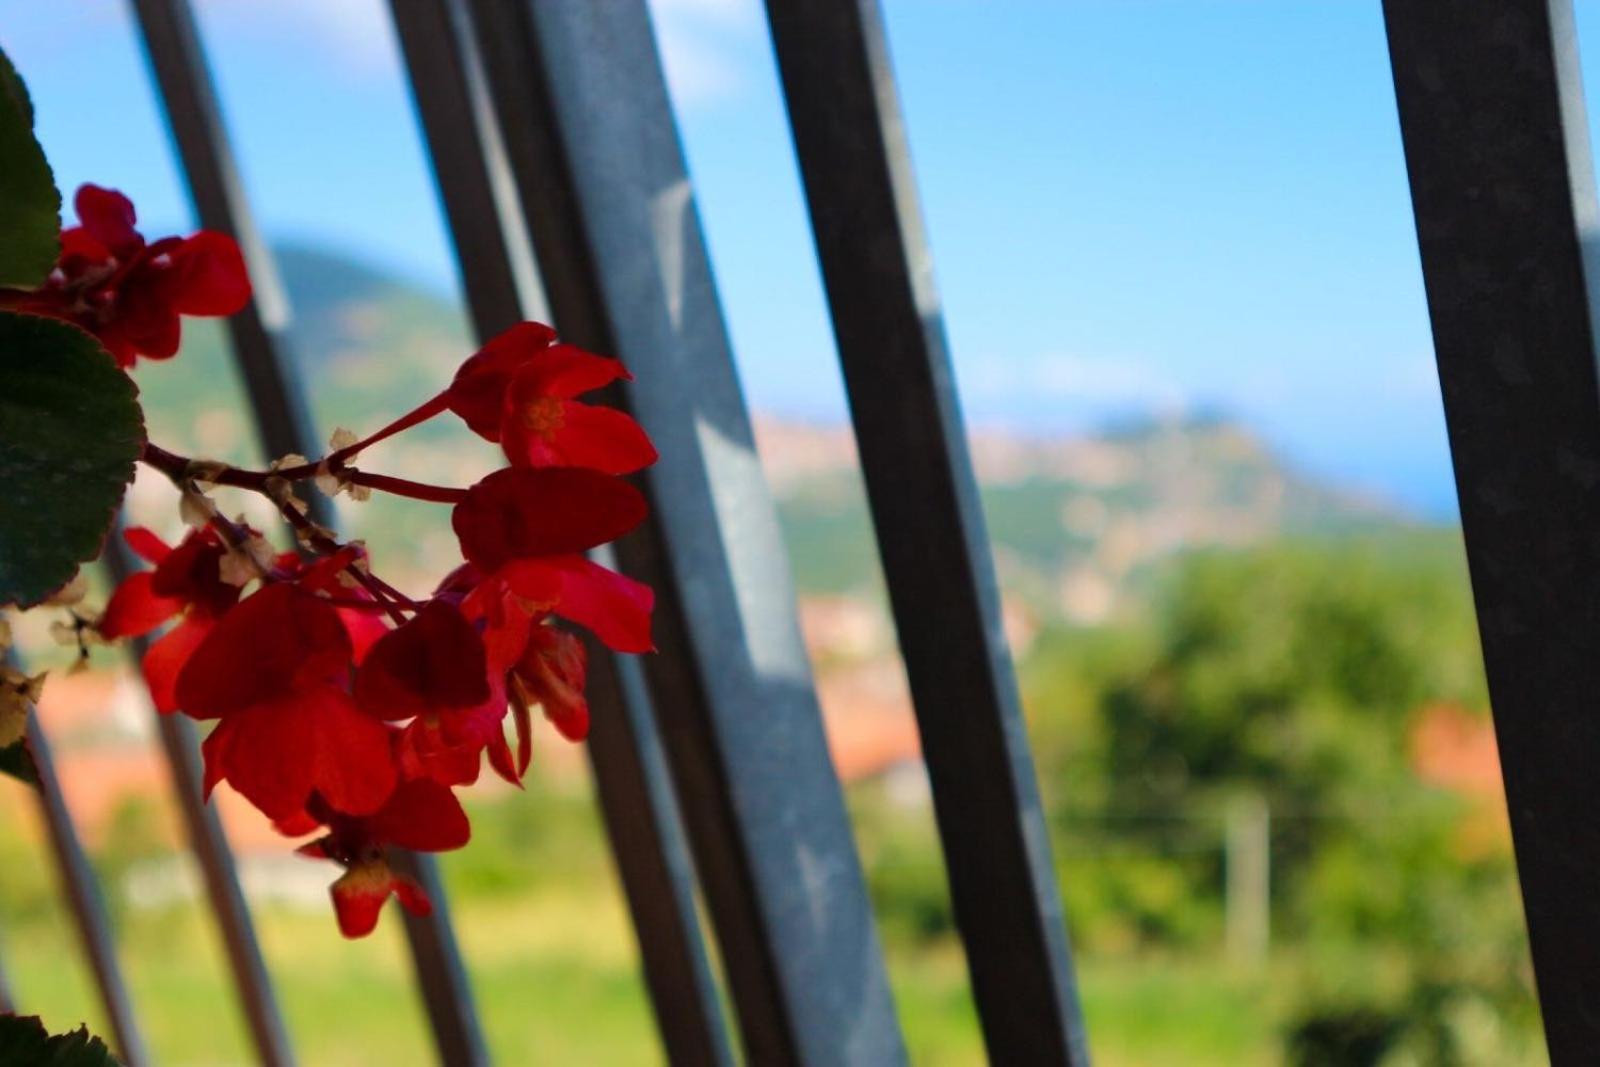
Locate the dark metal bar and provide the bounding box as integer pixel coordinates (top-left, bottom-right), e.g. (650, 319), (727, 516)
(128, 3), (489, 1064)
(26, 715), (149, 1065)
(101, 534), (294, 1067)
(1383, 2), (1600, 1060)
(761, 3), (1090, 1063)
(386, 4), (733, 1063)
(463, 2), (906, 1062)
(0, 943), (13, 1013)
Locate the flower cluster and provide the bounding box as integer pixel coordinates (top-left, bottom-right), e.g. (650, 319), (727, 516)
(42, 185), (661, 937)
(0, 185), (250, 367)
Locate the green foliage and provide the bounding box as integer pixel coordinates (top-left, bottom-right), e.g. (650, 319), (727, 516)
(0, 313), (144, 607)
(0, 1015), (121, 1067)
(0, 46), (59, 288)
(1015, 534), (1536, 1055)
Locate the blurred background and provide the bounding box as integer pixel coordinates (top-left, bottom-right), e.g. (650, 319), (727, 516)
(0, 2), (1576, 1063)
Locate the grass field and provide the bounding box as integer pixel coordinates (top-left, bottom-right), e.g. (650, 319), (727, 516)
(0, 783), (1301, 1066)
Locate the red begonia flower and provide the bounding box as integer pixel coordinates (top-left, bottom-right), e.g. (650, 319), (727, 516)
(293, 779), (469, 937)
(355, 601), (489, 719)
(445, 322), (558, 438)
(329, 858), (432, 938)
(99, 526), (242, 713)
(298, 777), (472, 858)
(356, 601), (505, 786)
(0, 184), (250, 367)
(444, 322), (656, 474)
(452, 467), (647, 572)
(448, 470), (652, 655)
(182, 584), (396, 820)
(484, 555), (655, 655)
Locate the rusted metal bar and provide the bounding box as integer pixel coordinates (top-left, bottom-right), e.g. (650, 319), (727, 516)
(761, 3), (1091, 1063)
(386, 3), (732, 1062)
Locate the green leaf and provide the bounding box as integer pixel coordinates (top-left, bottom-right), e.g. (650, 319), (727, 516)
(0, 738), (37, 786)
(0, 45), (59, 288)
(0, 47), (35, 127)
(0, 1015), (123, 1066)
(0, 313), (144, 608)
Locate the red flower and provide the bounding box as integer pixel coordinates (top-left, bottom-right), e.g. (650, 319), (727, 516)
(445, 322), (656, 474)
(329, 858), (432, 938)
(452, 467), (654, 654)
(514, 623), (590, 741)
(296, 778), (471, 937)
(180, 583), (396, 821)
(355, 601), (505, 786)
(1, 184), (250, 367)
(99, 527), (242, 713)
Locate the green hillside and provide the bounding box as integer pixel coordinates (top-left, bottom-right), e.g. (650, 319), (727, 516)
(131, 243), (1426, 613)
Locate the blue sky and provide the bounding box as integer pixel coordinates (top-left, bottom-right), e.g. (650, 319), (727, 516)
(8, 1), (1599, 516)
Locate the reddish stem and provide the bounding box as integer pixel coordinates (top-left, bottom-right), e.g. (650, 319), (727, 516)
(347, 470), (467, 504)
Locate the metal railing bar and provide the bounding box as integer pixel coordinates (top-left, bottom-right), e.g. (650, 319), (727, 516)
(101, 533), (294, 1067)
(462, 1), (906, 1062)
(760, 3), (1091, 1062)
(25, 713), (150, 1066)
(1383, 1), (1600, 1060)
(0, 943), (13, 1013)
(127, 2), (489, 1064)
(385, 4), (733, 1062)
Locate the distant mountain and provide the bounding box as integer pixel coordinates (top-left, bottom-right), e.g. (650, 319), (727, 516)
(758, 416), (1416, 622)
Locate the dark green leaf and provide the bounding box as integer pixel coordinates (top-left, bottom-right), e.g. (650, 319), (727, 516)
(0, 1015), (123, 1067)
(0, 738), (37, 786)
(0, 313), (144, 607)
(0, 45), (59, 288)
(0, 46), (34, 127)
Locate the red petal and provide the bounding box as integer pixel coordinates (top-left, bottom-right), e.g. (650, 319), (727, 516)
(304, 687), (399, 817)
(274, 809), (323, 837)
(512, 689), (534, 770)
(330, 862), (396, 938)
(394, 877), (432, 917)
(99, 572), (182, 639)
(519, 626), (589, 742)
(501, 397), (657, 475)
(517, 343), (631, 399)
(150, 528), (235, 616)
(355, 601), (489, 719)
(338, 607), (390, 666)
(486, 729), (520, 787)
(368, 778), (471, 852)
(143, 614), (215, 715)
(218, 687), (396, 821)
(164, 231), (252, 316)
(176, 584), (352, 717)
(59, 225), (110, 263)
(452, 468), (646, 573)
(446, 322), (559, 440)
(200, 717), (232, 800)
(123, 527), (172, 565)
(503, 556), (654, 653)
(74, 184), (142, 257)
(210, 698), (318, 820)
